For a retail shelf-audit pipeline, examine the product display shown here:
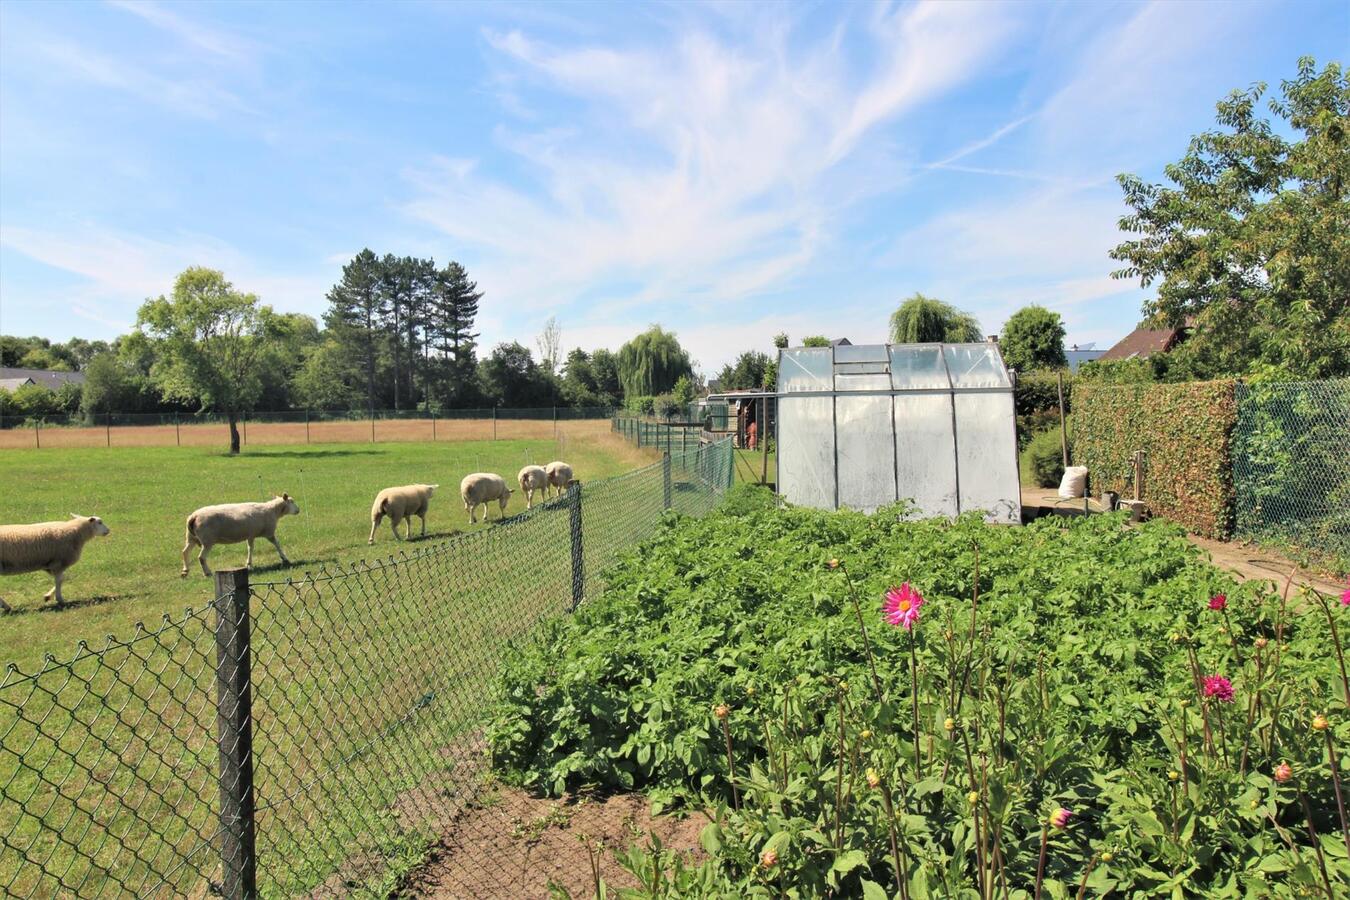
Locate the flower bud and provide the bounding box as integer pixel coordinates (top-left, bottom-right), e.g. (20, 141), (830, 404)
(866, 768), (881, 789)
(1101, 851), (1114, 863)
(745, 686), (755, 697)
(760, 848), (778, 868)
(1274, 762), (1293, 783)
(714, 704), (729, 720)
(1178, 699), (1190, 709)
(1167, 770), (1179, 782)
(967, 791), (979, 805)
(1254, 637), (1268, 649)
(1312, 714), (1329, 731)
(944, 717), (956, 731)
(1249, 798), (1259, 809)
(827, 558), (840, 569)
(1048, 808), (1073, 829)
(860, 729), (873, 740)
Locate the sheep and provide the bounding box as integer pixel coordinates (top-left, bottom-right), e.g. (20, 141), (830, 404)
(517, 465), (548, 509)
(181, 494), (300, 578)
(545, 461), (574, 499)
(460, 473), (512, 524)
(369, 484), (438, 544)
(0, 515), (111, 611)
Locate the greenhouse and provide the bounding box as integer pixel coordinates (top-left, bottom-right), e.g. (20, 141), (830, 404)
(775, 342), (1022, 523)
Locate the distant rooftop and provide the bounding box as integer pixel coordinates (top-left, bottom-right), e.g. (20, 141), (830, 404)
(0, 367), (86, 391)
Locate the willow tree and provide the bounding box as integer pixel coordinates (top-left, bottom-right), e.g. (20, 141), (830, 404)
(616, 325), (693, 398)
(888, 293), (983, 343)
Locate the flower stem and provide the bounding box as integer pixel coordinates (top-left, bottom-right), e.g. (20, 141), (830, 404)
(1074, 854), (1099, 900)
(834, 686), (846, 849)
(910, 632), (922, 776)
(1300, 792), (1336, 900)
(839, 563), (886, 707)
(1313, 590), (1350, 705)
(1033, 824), (1049, 900)
(720, 715), (739, 811)
(876, 776), (910, 900)
(1323, 727), (1350, 861)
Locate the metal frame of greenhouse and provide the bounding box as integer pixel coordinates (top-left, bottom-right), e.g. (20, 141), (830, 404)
(773, 342), (1022, 522)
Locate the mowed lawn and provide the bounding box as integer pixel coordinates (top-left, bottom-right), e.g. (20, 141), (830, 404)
(0, 424), (655, 674)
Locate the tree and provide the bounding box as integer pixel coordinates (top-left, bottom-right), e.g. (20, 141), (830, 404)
(772, 332), (789, 350)
(80, 352), (143, 415)
(671, 374), (696, 409)
(324, 249), (386, 414)
(589, 348), (623, 405)
(616, 325), (693, 398)
(801, 335), (831, 347)
(137, 267), (281, 453)
(426, 261), (482, 408)
(536, 316), (562, 375)
(1000, 305), (1067, 372)
(888, 294), (983, 343)
(1110, 57), (1350, 378)
(715, 351), (771, 391)
(478, 342), (553, 408)
(293, 339), (366, 410)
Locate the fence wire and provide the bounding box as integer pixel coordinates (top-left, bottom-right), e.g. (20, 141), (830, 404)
(1233, 379), (1350, 570)
(1, 438), (734, 898)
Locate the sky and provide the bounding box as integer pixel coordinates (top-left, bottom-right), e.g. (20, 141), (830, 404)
(0, 1), (1345, 373)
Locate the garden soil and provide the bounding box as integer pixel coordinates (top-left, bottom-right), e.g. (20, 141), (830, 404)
(407, 788), (707, 899)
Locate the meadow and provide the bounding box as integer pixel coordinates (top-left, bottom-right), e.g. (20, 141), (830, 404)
(0, 420), (653, 674)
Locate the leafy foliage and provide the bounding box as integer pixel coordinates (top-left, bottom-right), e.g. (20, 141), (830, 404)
(617, 326), (693, 398)
(1021, 423), (1069, 489)
(1000, 306), (1067, 372)
(888, 294), (982, 344)
(1075, 381), (1238, 538)
(489, 493), (1347, 897)
(1110, 57), (1350, 379)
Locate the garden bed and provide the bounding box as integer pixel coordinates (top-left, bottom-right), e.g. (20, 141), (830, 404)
(483, 486), (1348, 897)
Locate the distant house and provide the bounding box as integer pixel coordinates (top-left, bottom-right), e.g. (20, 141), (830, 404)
(1098, 324), (1189, 362)
(830, 337), (852, 347)
(0, 367), (86, 392)
(1065, 342), (1105, 373)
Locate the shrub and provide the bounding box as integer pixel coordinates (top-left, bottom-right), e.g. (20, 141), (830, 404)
(1021, 423), (1068, 488)
(1075, 380), (1237, 538)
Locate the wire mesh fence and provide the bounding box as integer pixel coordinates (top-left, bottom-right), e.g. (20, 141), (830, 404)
(1233, 379), (1350, 571)
(0, 406), (614, 450)
(0, 438), (734, 898)
(609, 415), (707, 456)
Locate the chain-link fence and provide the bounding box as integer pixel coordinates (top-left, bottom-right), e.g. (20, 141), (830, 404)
(610, 415), (706, 456)
(1233, 379), (1350, 571)
(0, 406), (614, 450)
(0, 439), (734, 898)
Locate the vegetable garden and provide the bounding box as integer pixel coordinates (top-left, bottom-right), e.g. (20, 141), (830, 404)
(487, 487), (1349, 897)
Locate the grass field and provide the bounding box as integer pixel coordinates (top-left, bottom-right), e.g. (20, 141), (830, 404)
(0, 420), (655, 674)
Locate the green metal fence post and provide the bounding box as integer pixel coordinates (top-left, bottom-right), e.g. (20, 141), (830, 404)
(663, 452), (672, 511)
(213, 568), (257, 900)
(568, 482), (584, 610)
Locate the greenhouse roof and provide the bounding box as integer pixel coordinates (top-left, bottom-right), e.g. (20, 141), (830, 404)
(777, 342), (1012, 394)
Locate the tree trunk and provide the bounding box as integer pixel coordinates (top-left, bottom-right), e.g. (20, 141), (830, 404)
(228, 414), (241, 454)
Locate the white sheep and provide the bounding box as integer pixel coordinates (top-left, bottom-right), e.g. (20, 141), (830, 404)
(460, 473), (512, 524)
(369, 484), (438, 544)
(180, 494), (300, 578)
(545, 461), (574, 499)
(0, 515), (111, 611)
(517, 465), (548, 509)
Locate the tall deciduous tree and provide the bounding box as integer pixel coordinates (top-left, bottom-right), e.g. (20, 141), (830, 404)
(137, 267), (281, 453)
(324, 249), (386, 414)
(889, 293), (983, 344)
(1110, 57), (1350, 378)
(616, 325), (692, 398)
(1000, 305), (1067, 372)
(536, 316), (562, 375)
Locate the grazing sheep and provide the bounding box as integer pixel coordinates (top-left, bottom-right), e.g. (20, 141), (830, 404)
(545, 461), (574, 499)
(0, 515), (111, 611)
(517, 465), (548, 509)
(369, 484), (438, 544)
(181, 494), (300, 578)
(460, 473), (512, 524)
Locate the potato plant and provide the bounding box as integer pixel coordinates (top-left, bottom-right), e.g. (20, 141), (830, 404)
(489, 487), (1349, 897)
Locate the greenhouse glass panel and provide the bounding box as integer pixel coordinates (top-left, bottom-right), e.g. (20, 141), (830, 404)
(837, 394), (896, 511)
(889, 345), (950, 390)
(954, 392), (1020, 523)
(894, 393), (959, 516)
(777, 396), (836, 508)
(944, 344), (1011, 389)
(779, 348), (833, 392)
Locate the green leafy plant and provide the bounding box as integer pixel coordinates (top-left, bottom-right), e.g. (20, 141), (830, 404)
(486, 490), (1348, 896)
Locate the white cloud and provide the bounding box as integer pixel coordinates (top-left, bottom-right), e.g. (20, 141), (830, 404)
(403, 2), (1018, 324)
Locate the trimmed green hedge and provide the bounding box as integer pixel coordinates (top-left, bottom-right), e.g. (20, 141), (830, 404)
(1074, 380), (1237, 538)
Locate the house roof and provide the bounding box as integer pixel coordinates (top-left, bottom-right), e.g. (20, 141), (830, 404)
(0, 377), (35, 392)
(1098, 327), (1185, 362)
(0, 367), (86, 391)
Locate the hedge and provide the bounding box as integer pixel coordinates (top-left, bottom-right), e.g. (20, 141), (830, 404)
(1073, 380), (1237, 539)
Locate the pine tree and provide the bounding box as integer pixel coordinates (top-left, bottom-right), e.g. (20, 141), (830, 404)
(427, 261), (482, 407)
(324, 249), (386, 413)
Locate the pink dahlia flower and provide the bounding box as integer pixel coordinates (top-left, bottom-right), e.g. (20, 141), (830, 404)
(1202, 674), (1235, 703)
(883, 583), (925, 631)
(1048, 808), (1073, 829)
(1341, 578), (1349, 607)
(1209, 593), (1227, 611)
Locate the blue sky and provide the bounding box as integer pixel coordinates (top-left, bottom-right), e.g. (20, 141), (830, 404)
(0, 1), (1345, 371)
